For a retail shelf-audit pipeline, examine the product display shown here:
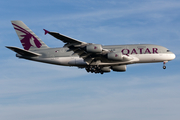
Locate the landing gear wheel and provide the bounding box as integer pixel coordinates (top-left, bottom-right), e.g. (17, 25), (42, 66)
(163, 66), (166, 69)
(163, 61), (168, 70)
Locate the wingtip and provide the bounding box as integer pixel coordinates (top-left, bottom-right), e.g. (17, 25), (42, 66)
(43, 29), (49, 35)
(5, 46), (10, 49)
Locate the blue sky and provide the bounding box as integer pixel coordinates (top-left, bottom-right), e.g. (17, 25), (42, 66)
(0, 0), (180, 120)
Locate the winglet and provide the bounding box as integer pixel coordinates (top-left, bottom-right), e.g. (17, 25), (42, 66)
(43, 29), (49, 35)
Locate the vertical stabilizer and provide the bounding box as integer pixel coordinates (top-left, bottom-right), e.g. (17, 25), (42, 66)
(11, 21), (49, 50)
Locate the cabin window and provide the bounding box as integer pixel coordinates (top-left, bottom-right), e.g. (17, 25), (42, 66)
(167, 50), (170, 52)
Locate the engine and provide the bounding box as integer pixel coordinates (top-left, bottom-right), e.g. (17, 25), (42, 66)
(107, 52), (123, 61)
(86, 44), (103, 53)
(111, 65), (126, 72)
(101, 66), (111, 72)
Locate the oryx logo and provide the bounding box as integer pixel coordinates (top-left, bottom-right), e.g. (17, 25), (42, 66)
(12, 23), (42, 50)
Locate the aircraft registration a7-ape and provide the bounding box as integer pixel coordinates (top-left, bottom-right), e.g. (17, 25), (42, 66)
(6, 21), (176, 74)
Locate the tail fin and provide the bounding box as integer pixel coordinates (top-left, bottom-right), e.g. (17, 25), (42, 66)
(11, 21), (49, 50)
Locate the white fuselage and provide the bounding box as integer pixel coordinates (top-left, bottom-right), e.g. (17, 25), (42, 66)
(23, 44), (175, 67)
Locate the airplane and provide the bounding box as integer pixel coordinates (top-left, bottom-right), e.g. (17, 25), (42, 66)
(6, 21), (176, 74)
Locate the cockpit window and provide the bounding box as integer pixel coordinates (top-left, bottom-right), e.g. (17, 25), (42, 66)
(167, 50), (170, 52)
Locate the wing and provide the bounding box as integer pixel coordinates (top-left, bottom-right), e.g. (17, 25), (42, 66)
(44, 29), (138, 65)
(44, 29), (98, 63)
(43, 29), (86, 45)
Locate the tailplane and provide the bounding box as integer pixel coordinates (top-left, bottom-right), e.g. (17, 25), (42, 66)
(6, 46), (41, 57)
(11, 21), (49, 50)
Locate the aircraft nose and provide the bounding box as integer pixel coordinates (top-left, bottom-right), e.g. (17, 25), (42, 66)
(170, 52), (176, 60)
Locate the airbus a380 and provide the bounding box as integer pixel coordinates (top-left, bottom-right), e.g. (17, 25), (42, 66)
(6, 21), (176, 74)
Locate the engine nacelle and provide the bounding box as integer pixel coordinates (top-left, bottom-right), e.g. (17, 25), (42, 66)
(111, 65), (126, 72)
(86, 44), (103, 53)
(101, 67), (111, 72)
(107, 52), (123, 61)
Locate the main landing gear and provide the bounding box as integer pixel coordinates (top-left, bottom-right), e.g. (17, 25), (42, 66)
(86, 65), (104, 74)
(163, 61), (168, 69)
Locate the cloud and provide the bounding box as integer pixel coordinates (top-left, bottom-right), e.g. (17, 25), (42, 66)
(1, 73), (180, 120)
(2, 0), (180, 47)
(0, 0), (180, 120)
(0, 57), (87, 99)
(33, 0), (180, 22)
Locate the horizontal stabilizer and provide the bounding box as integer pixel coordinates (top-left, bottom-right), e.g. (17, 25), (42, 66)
(6, 46), (41, 57)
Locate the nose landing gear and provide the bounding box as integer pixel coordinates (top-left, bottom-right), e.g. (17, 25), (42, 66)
(163, 61), (168, 69)
(163, 65), (166, 69)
